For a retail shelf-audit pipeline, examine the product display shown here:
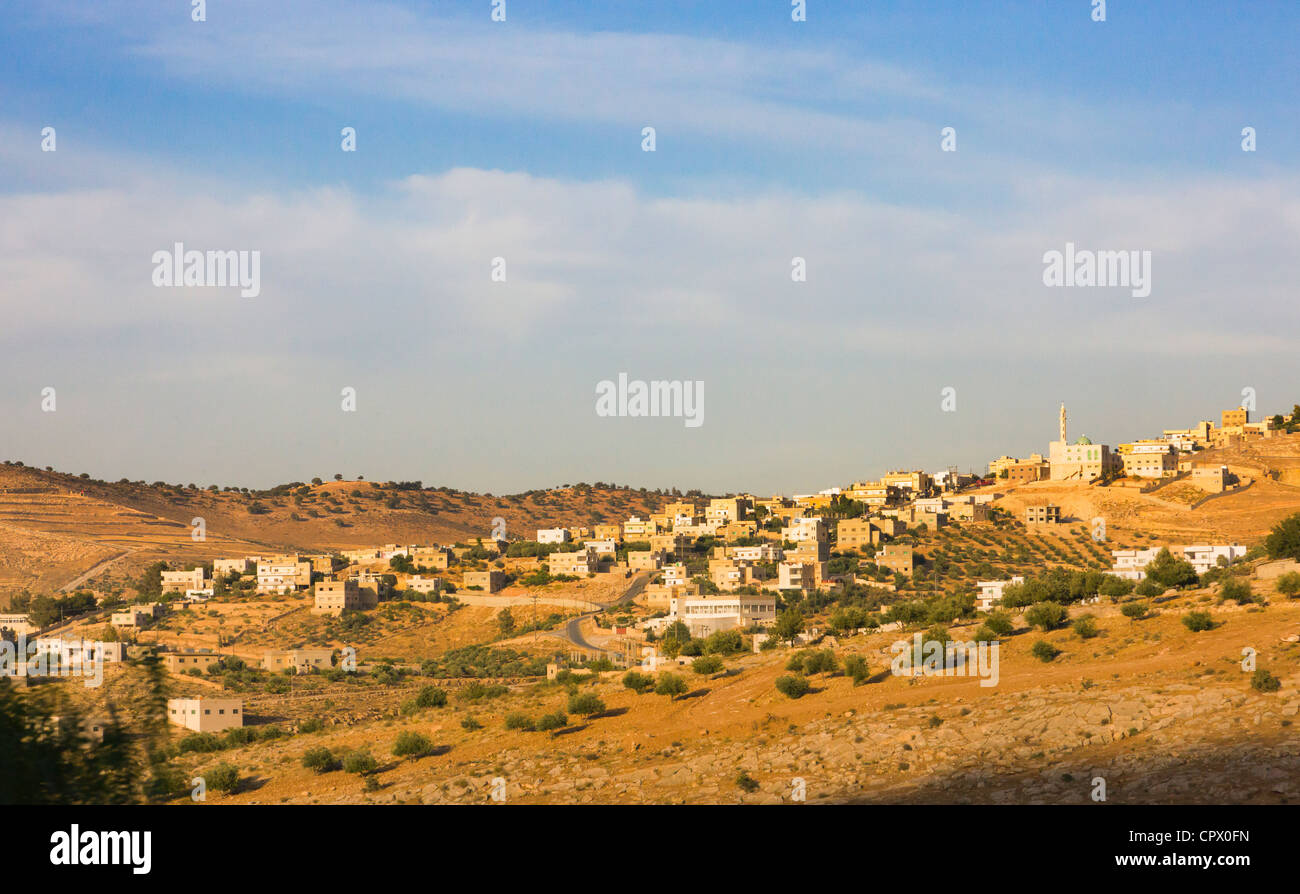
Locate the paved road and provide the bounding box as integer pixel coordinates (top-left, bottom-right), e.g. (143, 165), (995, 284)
(558, 572), (649, 652)
(60, 549), (133, 592)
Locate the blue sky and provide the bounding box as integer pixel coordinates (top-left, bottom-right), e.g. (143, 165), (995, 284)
(1, 1), (1298, 494)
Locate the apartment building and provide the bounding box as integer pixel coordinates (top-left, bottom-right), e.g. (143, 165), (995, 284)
(160, 568), (207, 596)
(583, 538), (618, 556)
(463, 570), (505, 593)
(880, 470), (932, 495)
(537, 528), (570, 544)
(835, 518), (879, 549)
(256, 557), (312, 594)
(627, 550), (665, 572)
(875, 545), (914, 575)
(777, 561), (819, 591)
(661, 563), (689, 587)
(549, 548), (598, 577)
(213, 558), (253, 576)
(593, 524), (623, 542)
(649, 533), (692, 555)
(786, 539), (830, 563)
(782, 517), (827, 543)
(410, 546), (452, 570)
(167, 697), (243, 733)
(1119, 441), (1178, 478)
(668, 594), (777, 637)
(1025, 504), (1061, 526)
(664, 501), (697, 519)
(623, 517), (658, 538)
(705, 497), (745, 523)
(405, 575), (443, 595)
(845, 481), (902, 506)
(1006, 460), (1050, 484)
(111, 609), (150, 629)
(729, 543), (782, 563)
(313, 579), (378, 615)
(1190, 464), (1232, 493)
(707, 558), (766, 591)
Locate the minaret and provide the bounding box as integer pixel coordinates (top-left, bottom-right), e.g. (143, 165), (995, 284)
(1059, 403), (1067, 443)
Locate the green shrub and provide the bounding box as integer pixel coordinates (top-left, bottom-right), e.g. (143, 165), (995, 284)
(1219, 577), (1255, 605)
(1251, 669), (1281, 692)
(691, 655), (723, 675)
(504, 712), (536, 731)
(177, 733), (222, 754)
(1121, 601), (1149, 622)
(654, 673), (688, 700)
(392, 730), (433, 758)
(775, 674), (811, 699)
(301, 746), (337, 773)
(622, 670), (654, 693)
(342, 750), (378, 774)
(1275, 571), (1300, 598)
(1181, 610), (1214, 632)
(205, 762), (240, 793)
(537, 710), (568, 731)
(415, 686), (448, 708)
(735, 771), (760, 793)
(460, 715), (483, 731)
(567, 692), (606, 716)
(298, 717), (324, 734)
(1072, 616), (1099, 639)
(1025, 601), (1067, 632)
(1030, 640), (1060, 662)
(843, 654), (869, 685)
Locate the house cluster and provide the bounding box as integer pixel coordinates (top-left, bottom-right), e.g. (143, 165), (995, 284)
(1107, 544), (1247, 581)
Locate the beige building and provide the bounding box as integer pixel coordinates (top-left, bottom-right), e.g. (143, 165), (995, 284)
(1118, 440), (1178, 478)
(1025, 504), (1061, 525)
(463, 570), (505, 592)
(256, 557), (312, 593)
(593, 524), (623, 542)
(263, 649), (334, 674)
(405, 574), (443, 595)
(314, 579), (378, 615)
(835, 518), (879, 549)
(162, 651), (225, 675)
(706, 497), (746, 523)
(0, 613), (36, 635)
(548, 548), (598, 577)
(880, 470), (932, 495)
(213, 557), (253, 576)
(167, 697), (243, 733)
(875, 545), (914, 575)
(627, 550), (665, 572)
(160, 568), (207, 595)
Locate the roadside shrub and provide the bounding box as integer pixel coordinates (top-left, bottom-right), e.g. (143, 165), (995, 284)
(1030, 640), (1060, 662)
(1181, 610), (1214, 632)
(392, 730), (433, 758)
(301, 746), (338, 773)
(775, 674), (811, 699)
(342, 750), (378, 774)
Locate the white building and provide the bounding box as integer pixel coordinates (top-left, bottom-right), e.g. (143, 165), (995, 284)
(666, 594), (778, 638)
(781, 518), (827, 543)
(1107, 545), (1245, 580)
(537, 528), (571, 545)
(730, 543), (781, 563)
(583, 538), (618, 556)
(975, 576), (1024, 612)
(661, 562), (688, 587)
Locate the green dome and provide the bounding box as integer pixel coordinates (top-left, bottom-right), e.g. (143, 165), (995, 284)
(1075, 435), (1092, 445)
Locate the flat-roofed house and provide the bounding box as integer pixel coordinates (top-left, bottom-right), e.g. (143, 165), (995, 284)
(167, 697), (243, 732)
(313, 579), (376, 615)
(549, 548), (598, 577)
(162, 651), (225, 674)
(463, 570), (505, 593)
(263, 648), (334, 674)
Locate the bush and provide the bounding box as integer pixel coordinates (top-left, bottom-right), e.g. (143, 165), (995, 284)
(1121, 601), (1149, 622)
(1181, 610), (1214, 632)
(504, 712), (536, 731)
(1276, 571), (1300, 598)
(1025, 601), (1068, 632)
(736, 771), (760, 793)
(655, 673), (688, 700)
(537, 710), (568, 731)
(1072, 616), (1099, 639)
(298, 717), (324, 734)
(1251, 669), (1281, 692)
(392, 730), (433, 758)
(567, 692), (606, 716)
(982, 612), (1015, 636)
(415, 686), (448, 708)
(342, 750), (378, 774)
(622, 670), (654, 693)
(205, 762), (240, 793)
(177, 732), (223, 754)
(843, 654), (869, 685)
(460, 715), (483, 731)
(1030, 640), (1060, 663)
(1219, 577), (1255, 605)
(301, 746), (338, 773)
(692, 655), (723, 675)
(775, 675), (811, 699)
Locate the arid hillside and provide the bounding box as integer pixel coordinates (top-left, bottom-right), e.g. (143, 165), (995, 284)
(0, 462), (687, 604)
